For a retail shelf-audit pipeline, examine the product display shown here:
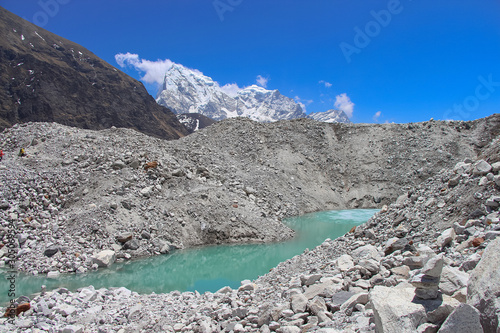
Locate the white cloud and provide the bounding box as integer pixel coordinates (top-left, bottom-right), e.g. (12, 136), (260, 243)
(114, 52), (174, 85)
(334, 93), (354, 118)
(319, 80), (332, 88)
(373, 111), (382, 122)
(294, 96), (313, 112)
(220, 83), (242, 97)
(256, 75), (269, 88)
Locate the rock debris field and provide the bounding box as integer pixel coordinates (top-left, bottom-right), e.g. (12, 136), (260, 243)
(0, 115), (499, 332)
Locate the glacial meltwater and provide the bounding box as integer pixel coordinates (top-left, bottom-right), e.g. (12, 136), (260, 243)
(1, 209), (378, 304)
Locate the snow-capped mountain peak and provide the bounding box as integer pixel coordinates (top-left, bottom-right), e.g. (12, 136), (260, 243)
(156, 64), (307, 122)
(156, 63), (351, 124)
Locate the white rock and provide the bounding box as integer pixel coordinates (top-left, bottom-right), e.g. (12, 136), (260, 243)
(277, 326), (301, 333)
(351, 244), (381, 260)
(216, 286), (232, 294)
(336, 254), (354, 272)
(238, 282), (256, 292)
(55, 303), (77, 317)
(47, 271), (60, 279)
(61, 325), (83, 333)
(436, 228), (456, 248)
(472, 159), (492, 175)
(300, 274), (322, 286)
(91, 250), (116, 267)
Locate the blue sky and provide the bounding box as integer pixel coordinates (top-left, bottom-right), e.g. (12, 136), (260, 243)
(2, 0), (500, 123)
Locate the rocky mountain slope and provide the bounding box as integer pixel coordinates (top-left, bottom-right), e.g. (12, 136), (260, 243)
(1, 118), (499, 332)
(156, 64), (310, 122)
(309, 109), (351, 124)
(0, 6), (188, 140)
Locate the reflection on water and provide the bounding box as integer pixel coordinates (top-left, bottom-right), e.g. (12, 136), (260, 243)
(0, 209), (378, 303)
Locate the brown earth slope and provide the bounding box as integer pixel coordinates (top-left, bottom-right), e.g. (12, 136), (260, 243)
(0, 6), (188, 139)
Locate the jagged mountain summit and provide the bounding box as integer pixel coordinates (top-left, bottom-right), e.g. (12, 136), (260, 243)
(156, 64), (310, 122)
(0, 6), (188, 140)
(309, 109), (351, 123)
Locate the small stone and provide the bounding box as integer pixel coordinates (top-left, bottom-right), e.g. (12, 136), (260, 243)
(111, 160), (126, 170)
(335, 254), (354, 272)
(47, 271), (60, 279)
(61, 325), (83, 333)
(216, 286), (232, 294)
(308, 296), (327, 316)
(238, 282), (255, 292)
(421, 254), (444, 278)
(471, 237), (484, 247)
(116, 232), (133, 243)
(437, 228), (456, 248)
(55, 303), (77, 317)
(291, 294), (308, 313)
(485, 230), (500, 240)
(91, 250), (116, 267)
(300, 274), (322, 286)
(417, 323), (439, 333)
(44, 246), (59, 257)
(472, 159), (492, 176)
(123, 239), (140, 250)
(491, 161), (500, 172)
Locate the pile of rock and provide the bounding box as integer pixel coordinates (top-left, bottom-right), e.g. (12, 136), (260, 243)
(0, 118), (499, 332)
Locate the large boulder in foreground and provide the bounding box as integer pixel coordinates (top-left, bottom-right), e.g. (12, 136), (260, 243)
(437, 303), (483, 333)
(467, 238), (500, 332)
(371, 283), (460, 333)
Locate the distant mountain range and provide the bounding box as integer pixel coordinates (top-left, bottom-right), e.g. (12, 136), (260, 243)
(0, 6), (188, 140)
(309, 109), (351, 123)
(156, 64), (351, 124)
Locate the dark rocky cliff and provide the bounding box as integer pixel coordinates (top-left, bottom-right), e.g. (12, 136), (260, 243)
(0, 6), (188, 140)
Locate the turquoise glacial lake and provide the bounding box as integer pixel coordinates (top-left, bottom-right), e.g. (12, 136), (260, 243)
(1, 209), (378, 304)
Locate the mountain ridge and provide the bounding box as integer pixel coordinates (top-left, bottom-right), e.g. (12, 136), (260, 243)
(156, 63), (349, 123)
(0, 6), (188, 140)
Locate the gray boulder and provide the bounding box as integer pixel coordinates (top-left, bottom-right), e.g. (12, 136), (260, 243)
(467, 238), (500, 332)
(371, 284), (427, 333)
(437, 304), (483, 333)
